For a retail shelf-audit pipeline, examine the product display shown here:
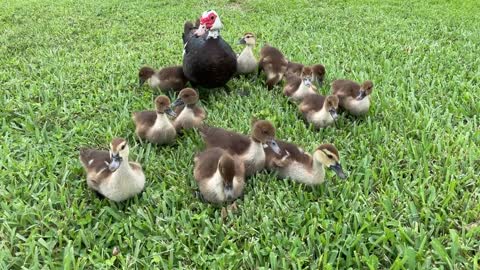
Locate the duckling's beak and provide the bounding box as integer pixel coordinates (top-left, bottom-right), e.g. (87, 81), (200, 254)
(172, 98), (185, 108)
(303, 78), (312, 87)
(108, 153), (122, 171)
(265, 139), (281, 154)
(139, 78), (146, 87)
(164, 107), (177, 117)
(329, 163), (347, 179)
(329, 108), (338, 120)
(356, 90), (366, 100)
(224, 186), (234, 201)
(238, 38), (246, 44)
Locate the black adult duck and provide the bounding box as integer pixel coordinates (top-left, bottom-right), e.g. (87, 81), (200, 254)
(182, 10), (237, 89)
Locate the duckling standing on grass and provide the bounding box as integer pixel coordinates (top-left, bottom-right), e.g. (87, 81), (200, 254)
(198, 119), (281, 176)
(299, 94), (339, 129)
(332, 79), (374, 116)
(171, 88), (206, 132)
(236, 33), (257, 76)
(258, 44), (288, 90)
(79, 138), (145, 202)
(194, 147), (245, 204)
(283, 66), (317, 102)
(138, 66), (188, 92)
(132, 96), (177, 145)
(265, 142), (347, 185)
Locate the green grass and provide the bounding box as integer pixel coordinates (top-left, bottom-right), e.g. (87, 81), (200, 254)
(1, 0), (479, 268)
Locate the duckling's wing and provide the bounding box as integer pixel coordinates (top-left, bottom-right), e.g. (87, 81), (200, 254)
(132, 111), (157, 127)
(332, 80), (360, 98)
(194, 148), (223, 181)
(80, 148), (111, 173)
(300, 94), (325, 113)
(198, 126), (251, 154)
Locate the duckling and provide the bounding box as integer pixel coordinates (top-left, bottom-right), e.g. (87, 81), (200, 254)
(299, 94), (339, 129)
(332, 79), (374, 116)
(198, 119), (281, 176)
(138, 66), (188, 92)
(286, 61), (304, 76)
(236, 32), (258, 75)
(172, 88), (206, 132)
(283, 66), (317, 102)
(258, 44), (288, 90)
(311, 64), (326, 87)
(79, 138), (145, 202)
(194, 147), (245, 204)
(265, 142), (347, 185)
(132, 96), (177, 144)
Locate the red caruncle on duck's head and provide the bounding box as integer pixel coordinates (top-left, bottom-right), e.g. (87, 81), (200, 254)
(200, 10), (218, 29)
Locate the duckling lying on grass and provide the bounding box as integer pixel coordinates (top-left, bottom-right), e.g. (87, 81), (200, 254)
(79, 138), (145, 202)
(265, 142), (347, 185)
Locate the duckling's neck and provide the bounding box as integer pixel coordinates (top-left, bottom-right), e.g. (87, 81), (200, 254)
(115, 156), (131, 175)
(311, 158), (326, 183)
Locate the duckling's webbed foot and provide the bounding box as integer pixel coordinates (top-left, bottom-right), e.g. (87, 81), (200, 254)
(194, 190), (207, 202)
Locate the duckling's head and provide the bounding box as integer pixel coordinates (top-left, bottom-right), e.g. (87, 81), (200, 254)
(251, 119), (281, 154)
(313, 144), (347, 179)
(325, 95), (339, 120)
(108, 138), (129, 171)
(138, 67), (155, 87)
(238, 33), (256, 46)
(357, 80), (374, 100)
(301, 66), (314, 86)
(172, 88), (199, 107)
(218, 153), (236, 201)
(194, 10), (221, 36)
(155, 96), (176, 117)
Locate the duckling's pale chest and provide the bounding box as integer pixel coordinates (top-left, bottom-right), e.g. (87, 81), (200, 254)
(175, 107), (196, 129)
(147, 114), (176, 143)
(343, 97), (370, 115)
(100, 164), (145, 202)
(308, 109), (334, 128)
(237, 48), (257, 74)
(241, 141), (266, 175)
(291, 83), (315, 101)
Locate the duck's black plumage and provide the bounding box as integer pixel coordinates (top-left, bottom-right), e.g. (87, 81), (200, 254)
(182, 22), (237, 89)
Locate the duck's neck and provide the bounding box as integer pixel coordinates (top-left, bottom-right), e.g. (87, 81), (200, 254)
(312, 158), (326, 183)
(207, 29), (220, 39)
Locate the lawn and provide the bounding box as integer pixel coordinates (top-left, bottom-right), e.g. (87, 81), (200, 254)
(1, 0), (479, 268)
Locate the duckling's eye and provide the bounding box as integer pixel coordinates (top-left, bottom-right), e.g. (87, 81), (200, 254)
(326, 154), (333, 159)
(121, 144), (126, 150)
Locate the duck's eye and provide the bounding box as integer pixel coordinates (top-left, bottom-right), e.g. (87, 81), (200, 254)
(121, 144), (126, 150)
(210, 15), (215, 20)
(326, 154), (333, 159)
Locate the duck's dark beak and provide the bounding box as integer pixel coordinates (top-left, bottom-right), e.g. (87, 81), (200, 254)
(172, 98), (185, 108)
(164, 107), (177, 117)
(238, 38), (246, 44)
(329, 163), (347, 179)
(329, 108), (338, 120)
(139, 78), (146, 87)
(108, 153), (122, 171)
(356, 90), (366, 100)
(266, 139), (281, 155)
